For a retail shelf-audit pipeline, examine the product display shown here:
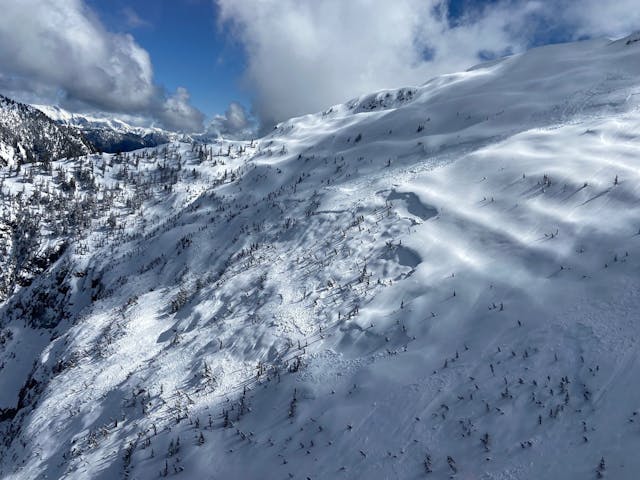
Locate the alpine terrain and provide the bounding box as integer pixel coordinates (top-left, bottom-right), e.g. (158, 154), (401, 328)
(0, 96), (94, 167)
(33, 106), (190, 154)
(2, 34), (640, 479)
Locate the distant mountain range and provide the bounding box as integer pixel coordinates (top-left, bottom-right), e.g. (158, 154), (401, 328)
(0, 94), (198, 166)
(0, 95), (94, 166)
(33, 105), (191, 154)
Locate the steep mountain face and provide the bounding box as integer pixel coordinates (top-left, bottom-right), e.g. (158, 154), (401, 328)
(34, 105), (190, 153)
(1, 36), (640, 479)
(0, 95), (94, 166)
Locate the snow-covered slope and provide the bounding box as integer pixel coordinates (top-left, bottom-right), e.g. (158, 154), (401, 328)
(34, 105), (189, 154)
(2, 35), (640, 479)
(0, 96), (94, 166)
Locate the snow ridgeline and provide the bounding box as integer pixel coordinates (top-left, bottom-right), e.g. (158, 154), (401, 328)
(33, 105), (192, 154)
(1, 35), (640, 479)
(0, 95), (94, 167)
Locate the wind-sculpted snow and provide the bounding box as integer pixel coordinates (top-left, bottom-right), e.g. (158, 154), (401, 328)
(1, 35), (640, 479)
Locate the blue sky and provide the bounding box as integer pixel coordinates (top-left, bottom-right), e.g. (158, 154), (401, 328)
(86, 0), (248, 118)
(0, 0), (638, 133)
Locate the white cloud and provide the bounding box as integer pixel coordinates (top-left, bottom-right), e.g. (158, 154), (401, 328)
(560, 0), (640, 38)
(216, 0), (522, 128)
(0, 0), (204, 132)
(158, 87), (205, 133)
(217, 0), (640, 129)
(123, 7), (151, 29)
(207, 101), (255, 139)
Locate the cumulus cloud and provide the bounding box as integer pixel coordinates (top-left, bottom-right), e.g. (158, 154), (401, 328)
(206, 101), (255, 139)
(0, 0), (204, 132)
(217, 0), (640, 129)
(550, 0), (640, 38)
(156, 87), (205, 133)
